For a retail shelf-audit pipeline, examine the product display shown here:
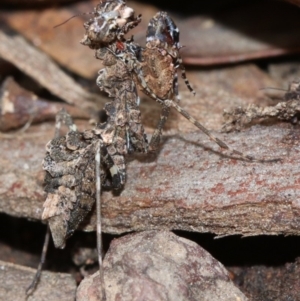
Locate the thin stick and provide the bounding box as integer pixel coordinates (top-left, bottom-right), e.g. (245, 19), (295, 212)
(259, 87), (287, 92)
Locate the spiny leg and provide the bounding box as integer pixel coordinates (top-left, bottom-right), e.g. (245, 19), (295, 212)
(133, 68), (278, 162)
(99, 140), (126, 190)
(166, 99), (280, 163)
(95, 141), (107, 300)
(135, 68), (269, 161)
(173, 72), (180, 102)
(94, 139), (124, 260)
(95, 141), (103, 268)
(176, 55), (196, 96)
(26, 227), (50, 295)
(149, 105), (170, 151)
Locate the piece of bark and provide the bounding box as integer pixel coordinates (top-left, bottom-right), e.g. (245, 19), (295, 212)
(0, 77), (90, 131)
(222, 79), (300, 132)
(0, 64), (298, 237)
(0, 260), (76, 301)
(230, 257), (300, 300)
(77, 231), (248, 301)
(0, 63), (296, 236)
(222, 100), (300, 132)
(0, 118), (299, 237)
(0, 30), (102, 110)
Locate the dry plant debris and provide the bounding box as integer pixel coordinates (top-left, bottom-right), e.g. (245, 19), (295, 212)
(0, 121), (298, 237)
(222, 80), (300, 132)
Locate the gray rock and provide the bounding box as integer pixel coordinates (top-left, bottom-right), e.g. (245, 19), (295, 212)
(77, 231), (247, 301)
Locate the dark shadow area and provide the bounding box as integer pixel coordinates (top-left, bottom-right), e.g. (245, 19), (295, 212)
(1, 213), (299, 274)
(175, 230), (300, 266)
(0, 0), (78, 10)
(0, 213), (114, 274)
(142, 0), (254, 15)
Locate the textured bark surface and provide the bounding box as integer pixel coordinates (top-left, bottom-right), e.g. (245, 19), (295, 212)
(77, 231), (247, 301)
(0, 61), (280, 234)
(0, 117), (298, 237)
(0, 260), (76, 301)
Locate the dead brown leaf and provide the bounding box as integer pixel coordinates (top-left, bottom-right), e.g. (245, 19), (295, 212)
(0, 30), (102, 110)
